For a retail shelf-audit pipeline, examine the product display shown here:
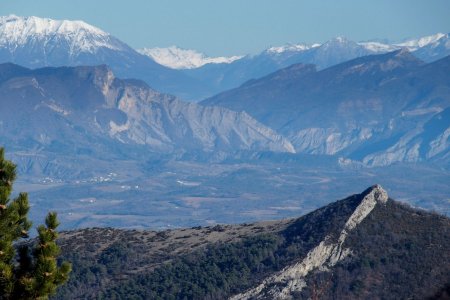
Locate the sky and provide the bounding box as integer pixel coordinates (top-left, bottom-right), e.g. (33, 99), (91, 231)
(1, 0), (450, 56)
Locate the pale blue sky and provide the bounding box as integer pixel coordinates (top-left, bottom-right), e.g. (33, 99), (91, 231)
(1, 0), (449, 56)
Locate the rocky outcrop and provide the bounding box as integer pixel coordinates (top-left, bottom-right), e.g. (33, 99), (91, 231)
(231, 185), (388, 300)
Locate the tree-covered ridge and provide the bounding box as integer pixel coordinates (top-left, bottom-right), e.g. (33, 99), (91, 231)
(53, 220), (292, 299)
(0, 148), (70, 300)
(98, 191), (374, 299)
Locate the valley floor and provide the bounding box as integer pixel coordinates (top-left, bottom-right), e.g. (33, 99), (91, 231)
(13, 159), (450, 231)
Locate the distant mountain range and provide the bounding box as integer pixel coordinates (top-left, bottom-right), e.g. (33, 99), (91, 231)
(149, 33), (450, 99)
(1, 15), (449, 101)
(143, 33), (450, 71)
(1, 49), (449, 175)
(204, 50), (450, 166)
(54, 185), (450, 299)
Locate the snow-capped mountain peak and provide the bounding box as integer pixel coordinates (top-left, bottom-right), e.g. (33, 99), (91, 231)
(357, 41), (399, 53)
(322, 36), (357, 47)
(138, 46), (243, 69)
(265, 43), (319, 54)
(395, 33), (448, 50)
(332, 36), (348, 43)
(0, 15), (106, 37)
(0, 15), (126, 54)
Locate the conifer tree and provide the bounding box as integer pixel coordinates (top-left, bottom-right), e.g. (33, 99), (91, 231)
(0, 148), (71, 299)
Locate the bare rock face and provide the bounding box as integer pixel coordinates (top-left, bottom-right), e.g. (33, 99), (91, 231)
(231, 185), (388, 300)
(102, 79), (295, 153)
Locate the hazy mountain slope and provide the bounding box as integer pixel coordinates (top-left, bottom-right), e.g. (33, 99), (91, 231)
(0, 63), (294, 176)
(203, 51), (450, 166)
(52, 185), (450, 299)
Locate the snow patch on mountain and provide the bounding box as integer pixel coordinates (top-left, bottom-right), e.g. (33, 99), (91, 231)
(138, 46), (243, 69)
(428, 128), (450, 159)
(265, 43), (320, 54)
(358, 41), (399, 53)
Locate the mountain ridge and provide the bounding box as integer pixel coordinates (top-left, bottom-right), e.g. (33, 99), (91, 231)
(142, 32), (450, 71)
(52, 185), (450, 299)
(181, 33), (450, 100)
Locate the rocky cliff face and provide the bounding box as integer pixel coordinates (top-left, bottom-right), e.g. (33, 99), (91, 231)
(101, 78), (294, 153)
(0, 63), (294, 159)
